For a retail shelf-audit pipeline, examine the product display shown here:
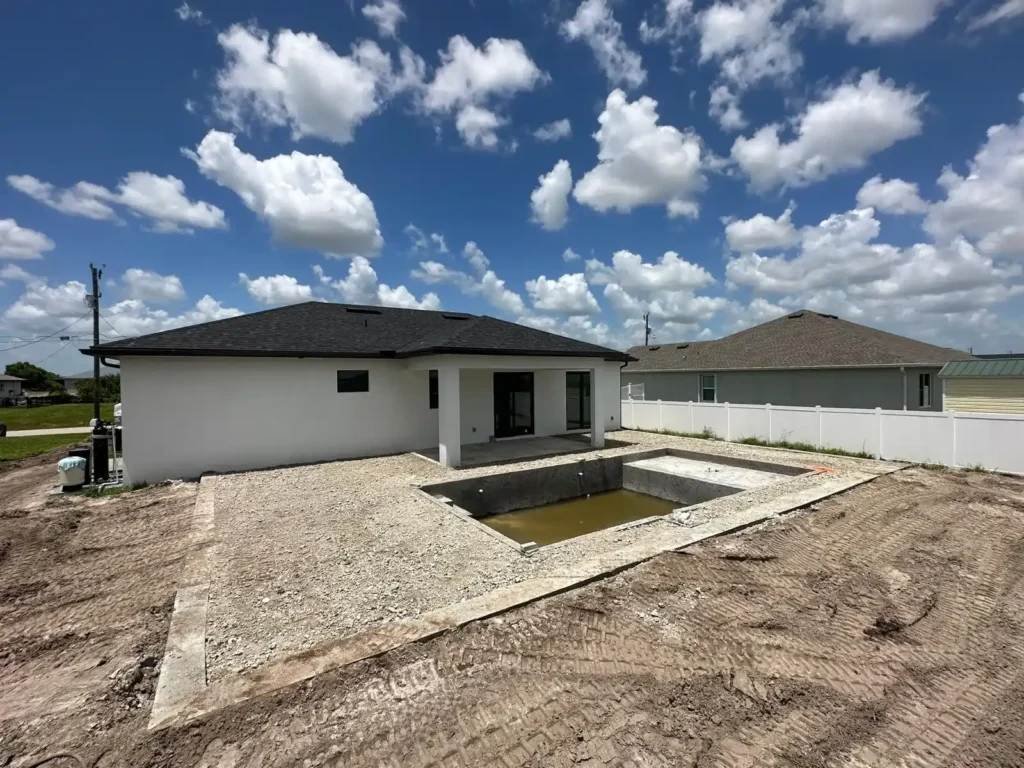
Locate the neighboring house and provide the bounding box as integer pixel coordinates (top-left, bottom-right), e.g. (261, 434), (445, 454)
(85, 302), (631, 484)
(0, 374), (24, 402)
(60, 366), (118, 392)
(940, 359), (1024, 414)
(622, 310), (973, 412)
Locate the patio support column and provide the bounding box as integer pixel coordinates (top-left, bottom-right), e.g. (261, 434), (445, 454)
(589, 367), (605, 448)
(438, 367), (461, 468)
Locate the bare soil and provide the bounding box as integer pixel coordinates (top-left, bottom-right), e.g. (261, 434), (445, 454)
(3, 461), (1024, 767)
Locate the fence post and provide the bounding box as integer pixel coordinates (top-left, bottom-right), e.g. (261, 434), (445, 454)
(816, 405), (822, 448)
(875, 407), (883, 459)
(688, 401), (694, 433)
(658, 399), (663, 432)
(766, 403), (772, 442)
(949, 410), (957, 467)
(725, 403), (731, 441)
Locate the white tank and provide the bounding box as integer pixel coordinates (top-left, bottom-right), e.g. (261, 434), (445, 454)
(58, 456), (87, 490)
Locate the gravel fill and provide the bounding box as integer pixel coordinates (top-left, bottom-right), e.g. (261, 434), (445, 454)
(205, 430), (901, 679)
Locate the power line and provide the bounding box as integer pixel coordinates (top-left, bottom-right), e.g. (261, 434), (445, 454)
(0, 313), (91, 353)
(32, 338), (74, 365)
(99, 313), (126, 338)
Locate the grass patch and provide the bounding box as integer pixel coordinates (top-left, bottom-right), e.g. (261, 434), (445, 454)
(0, 434), (84, 462)
(657, 427), (721, 441)
(0, 403), (115, 431)
(735, 436), (874, 460)
(82, 485), (134, 498)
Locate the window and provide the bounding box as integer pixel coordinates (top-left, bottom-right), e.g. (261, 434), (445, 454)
(429, 370), (438, 410)
(919, 373), (932, 408)
(700, 374), (717, 403)
(337, 370), (369, 393)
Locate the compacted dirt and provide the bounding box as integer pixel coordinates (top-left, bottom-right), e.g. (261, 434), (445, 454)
(3, 460), (1024, 767)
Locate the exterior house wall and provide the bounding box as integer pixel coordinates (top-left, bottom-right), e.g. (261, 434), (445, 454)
(945, 378), (1024, 414)
(121, 355), (623, 485)
(1, 380), (22, 398)
(622, 367), (944, 411)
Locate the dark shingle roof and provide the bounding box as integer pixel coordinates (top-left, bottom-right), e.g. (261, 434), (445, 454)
(85, 302), (631, 361)
(623, 310), (973, 373)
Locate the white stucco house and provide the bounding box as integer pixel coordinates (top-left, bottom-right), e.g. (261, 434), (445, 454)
(85, 302), (631, 485)
(0, 374), (24, 403)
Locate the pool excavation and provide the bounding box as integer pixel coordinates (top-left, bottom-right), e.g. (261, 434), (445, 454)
(422, 447), (809, 549)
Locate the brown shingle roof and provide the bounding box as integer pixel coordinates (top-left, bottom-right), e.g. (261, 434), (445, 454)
(623, 310), (974, 373)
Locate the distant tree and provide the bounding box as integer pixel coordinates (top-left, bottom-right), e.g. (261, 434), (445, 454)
(75, 374), (121, 403)
(4, 362), (61, 392)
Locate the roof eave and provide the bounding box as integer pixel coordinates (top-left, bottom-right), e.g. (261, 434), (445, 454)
(87, 346), (634, 363)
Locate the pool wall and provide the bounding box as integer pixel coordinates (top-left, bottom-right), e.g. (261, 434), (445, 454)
(421, 447), (807, 518)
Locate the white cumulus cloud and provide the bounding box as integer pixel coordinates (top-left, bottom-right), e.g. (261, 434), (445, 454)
(561, 0), (647, 89)
(122, 268), (186, 303)
(530, 160), (573, 230)
(214, 24), (422, 145)
(418, 35), (547, 150)
(7, 172), (226, 233)
(315, 260), (440, 310)
(186, 130), (382, 258)
(533, 119), (572, 142)
(574, 90), (706, 218)
(816, 0), (951, 42)
(856, 175), (929, 214)
(526, 273), (600, 315)
(967, 0), (1024, 30)
(412, 241), (524, 315)
(362, 0), (406, 38)
(0, 219), (55, 260)
(724, 203), (800, 252)
(731, 71), (925, 191)
(239, 273), (314, 305)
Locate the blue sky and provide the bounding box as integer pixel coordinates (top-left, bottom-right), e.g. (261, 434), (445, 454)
(2, 0), (1023, 373)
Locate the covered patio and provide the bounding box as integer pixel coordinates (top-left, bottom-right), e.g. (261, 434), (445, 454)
(405, 354), (620, 469)
(415, 434), (596, 468)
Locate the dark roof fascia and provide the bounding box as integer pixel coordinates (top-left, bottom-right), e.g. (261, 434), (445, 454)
(85, 346), (634, 362)
(622, 362), (950, 373)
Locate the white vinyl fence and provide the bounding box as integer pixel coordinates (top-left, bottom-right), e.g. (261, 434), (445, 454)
(621, 399), (1024, 475)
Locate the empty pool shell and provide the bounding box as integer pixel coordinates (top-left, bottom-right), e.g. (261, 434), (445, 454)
(421, 448), (807, 519)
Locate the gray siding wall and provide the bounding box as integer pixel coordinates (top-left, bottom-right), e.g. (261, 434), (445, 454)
(622, 367), (943, 411)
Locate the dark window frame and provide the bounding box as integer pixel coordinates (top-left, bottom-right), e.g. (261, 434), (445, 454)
(337, 370), (369, 393)
(429, 370), (438, 410)
(565, 371), (591, 431)
(919, 372), (932, 408)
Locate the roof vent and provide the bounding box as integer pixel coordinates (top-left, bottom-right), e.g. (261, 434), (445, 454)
(676, 344), (689, 350)
(787, 312), (805, 319)
(442, 313), (471, 320)
(346, 307), (382, 315)
(649, 346), (661, 351)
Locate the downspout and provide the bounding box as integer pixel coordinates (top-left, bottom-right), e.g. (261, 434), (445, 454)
(901, 366), (907, 410)
(101, 357), (120, 369)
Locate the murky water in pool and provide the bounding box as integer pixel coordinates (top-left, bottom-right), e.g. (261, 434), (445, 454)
(481, 489), (677, 546)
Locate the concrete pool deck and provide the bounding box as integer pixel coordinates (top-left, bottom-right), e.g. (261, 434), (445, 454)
(149, 430), (904, 730)
(625, 454), (794, 490)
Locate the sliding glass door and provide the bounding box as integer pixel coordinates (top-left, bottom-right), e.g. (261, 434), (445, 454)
(494, 372), (535, 438)
(566, 371), (591, 430)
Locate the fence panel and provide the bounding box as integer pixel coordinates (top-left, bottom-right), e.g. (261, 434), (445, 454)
(691, 403), (728, 437)
(880, 411), (952, 464)
(954, 413), (1024, 474)
(821, 408), (880, 457)
(768, 407), (820, 446)
(629, 401), (660, 431)
(729, 405), (770, 441)
(661, 401), (693, 433)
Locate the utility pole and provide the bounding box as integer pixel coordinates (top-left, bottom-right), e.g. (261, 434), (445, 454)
(643, 312), (653, 346)
(87, 263), (104, 424)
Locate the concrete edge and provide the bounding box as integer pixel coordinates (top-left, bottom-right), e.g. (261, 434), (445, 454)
(147, 467), (892, 731)
(148, 474), (218, 730)
(415, 487), (530, 554)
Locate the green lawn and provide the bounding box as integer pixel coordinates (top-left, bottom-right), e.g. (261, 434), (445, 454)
(0, 434), (85, 462)
(0, 403), (115, 431)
